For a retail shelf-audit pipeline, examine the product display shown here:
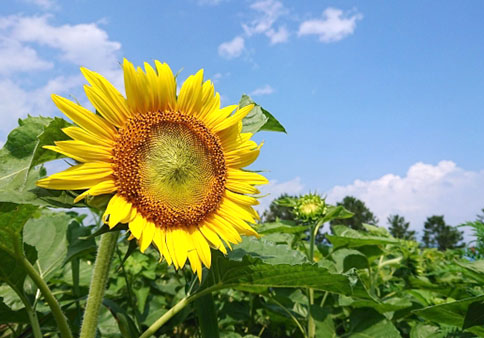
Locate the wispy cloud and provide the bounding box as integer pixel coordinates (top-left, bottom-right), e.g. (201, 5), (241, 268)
(218, 35), (245, 59)
(298, 7), (363, 43)
(326, 161), (484, 234)
(250, 84), (275, 96)
(0, 14), (123, 141)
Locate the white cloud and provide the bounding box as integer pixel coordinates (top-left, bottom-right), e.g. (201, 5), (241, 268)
(243, 0), (287, 36)
(8, 15), (121, 74)
(326, 161), (484, 236)
(0, 14), (123, 142)
(0, 38), (53, 74)
(298, 7), (362, 43)
(266, 26), (289, 44)
(218, 36), (245, 59)
(256, 177), (304, 213)
(250, 84), (275, 96)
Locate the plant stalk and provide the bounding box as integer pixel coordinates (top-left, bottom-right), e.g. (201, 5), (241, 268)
(139, 286), (218, 338)
(307, 222), (318, 338)
(80, 231), (119, 338)
(16, 289), (42, 338)
(20, 256), (73, 338)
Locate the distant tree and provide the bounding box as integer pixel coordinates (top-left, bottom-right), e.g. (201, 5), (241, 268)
(387, 214), (416, 240)
(477, 208), (484, 223)
(330, 196), (378, 231)
(422, 215), (464, 251)
(261, 194), (297, 222)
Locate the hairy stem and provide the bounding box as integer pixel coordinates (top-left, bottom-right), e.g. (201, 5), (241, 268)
(80, 231), (119, 338)
(20, 256), (73, 338)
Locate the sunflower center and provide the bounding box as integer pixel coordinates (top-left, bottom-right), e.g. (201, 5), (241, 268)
(112, 111), (226, 228)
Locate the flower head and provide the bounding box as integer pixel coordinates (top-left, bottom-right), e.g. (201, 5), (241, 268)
(294, 193), (326, 222)
(37, 59), (267, 279)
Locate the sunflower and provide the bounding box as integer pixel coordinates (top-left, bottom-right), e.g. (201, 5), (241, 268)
(37, 59), (267, 279)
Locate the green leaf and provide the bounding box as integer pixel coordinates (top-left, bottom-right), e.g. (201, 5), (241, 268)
(0, 116), (79, 208)
(410, 324), (441, 338)
(339, 295), (412, 314)
(0, 297), (31, 324)
(327, 225), (398, 248)
(194, 293), (220, 338)
(310, 306), (336, 338)
(205, 250), (354, 296)
(331, 248), (368, 273)
(23, 209), (72, 281)
(462, 300), (484, 330)
(413, 295), (484, 328)
(64, 219), (97, 263)
(239, 94), (286, 134)
(228, 237), (308, 265)
(103, 298), (140, 337)
(321, 205), (354, 224)
(0, 203), (38, 256)
(348, 308), (401, 338)
(258, 221), (309, 235)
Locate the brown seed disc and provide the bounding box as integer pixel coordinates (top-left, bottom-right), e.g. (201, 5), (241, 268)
(112, 111), (226, 228)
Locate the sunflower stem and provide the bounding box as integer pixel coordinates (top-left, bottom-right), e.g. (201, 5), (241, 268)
(139, 285), (219, 338)
(19, 256), (73, 338)
(307, 220), (322, 338)
(80, 231), (119, 338)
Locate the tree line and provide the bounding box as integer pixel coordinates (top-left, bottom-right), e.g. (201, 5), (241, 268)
(262, 195), (483, 251)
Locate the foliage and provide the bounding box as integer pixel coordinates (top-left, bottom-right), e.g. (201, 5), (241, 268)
(261, 194), (297, 223)
(387, 214), (416, 241)
(330, 196), (379, 231)
(422, 215), (464, 251)
(0, 112), (483, 338)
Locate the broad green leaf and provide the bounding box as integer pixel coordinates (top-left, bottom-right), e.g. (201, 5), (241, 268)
(258, 221), (309, 235)
(194, 293), (220, 338)
(339, 295), (412, 314)
(0, 244), (37, 293)
(228, 237), (308, 265)
(0, 203), (38, 256)
(0, 116), (79, 207)
(413, 295), (484, 328)
(206, 251), (353, 296)
(410, 324), (441, 338)
(327, 225), (398, 248)
(23, 209), (71, 281)
(462, 300), (484, 330)
(456, 260), (484, 283)
(239, 94), (286, 134)
(331, 248), (368, 273)
(321, 205), (354, 224)
(103, 298), (140, 337)
(310, 306), (336, 338)
(64, 219), (97, 263)
(0, 297), (31, 324)
(348, 308), (401, 338)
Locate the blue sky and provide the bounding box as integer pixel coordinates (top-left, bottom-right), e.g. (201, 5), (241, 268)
(1, 0), (483, 236)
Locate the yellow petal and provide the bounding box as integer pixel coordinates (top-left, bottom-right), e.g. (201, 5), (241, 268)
(177, 69), (204, 116)
(153, 228), (173, 265)
(74, 179), (117, 203)
(199, 224), (227, 254)
(191, 228), (212, 268)
(37, 162), (113, 190)
(128, 214), (147, 240)
(225, 190), (259, 206)
(225, 144), (262, 169)
(62, 127), (114, 148)
(154, 61), (176, 111)
(171, 228), (190, 268)
(52, 94), (116, 140)
(45, 140), (112, 163)
(165, 228), (179, 269)
(123, 58), (146, 114)
(212, 104), (254, 133)
(84, 85), (126, 127)
(227, 169), (268, 186)
(103, 194), (132, 228)
(81, 67), (131, 122)
(140, 221), (155, 253)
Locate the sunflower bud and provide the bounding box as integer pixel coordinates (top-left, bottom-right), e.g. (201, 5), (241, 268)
(294, 193), (326, 222)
